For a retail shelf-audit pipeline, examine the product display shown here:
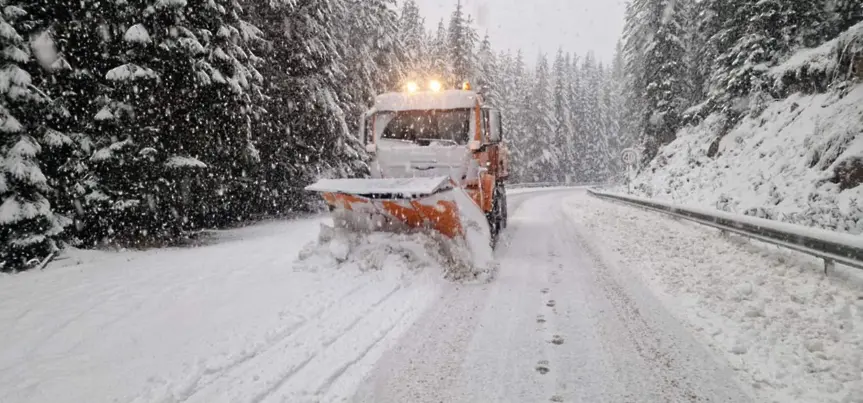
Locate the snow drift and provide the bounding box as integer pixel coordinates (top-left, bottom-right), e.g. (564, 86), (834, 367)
(632, 83), (863, 235)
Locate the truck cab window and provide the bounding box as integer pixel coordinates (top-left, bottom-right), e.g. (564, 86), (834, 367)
(379, 109), (471, 145)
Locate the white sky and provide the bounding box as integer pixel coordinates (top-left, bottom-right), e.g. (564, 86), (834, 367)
(413, 0), (627, 64)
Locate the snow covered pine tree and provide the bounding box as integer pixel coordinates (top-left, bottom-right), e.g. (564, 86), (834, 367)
(623, 0), (688, 162)
(0, 3), (65, 271)
(447, 0), (478, 87)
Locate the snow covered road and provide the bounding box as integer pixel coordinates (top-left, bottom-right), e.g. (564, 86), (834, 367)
(5, 188), (859, 402)
(352, 190), (751, 403)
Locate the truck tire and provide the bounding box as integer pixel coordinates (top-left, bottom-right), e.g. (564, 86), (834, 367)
(499, 183), (508, 229)
(488, 183), (506, 248)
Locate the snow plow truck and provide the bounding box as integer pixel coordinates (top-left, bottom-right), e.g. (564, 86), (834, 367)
(306, 80), (510, 252)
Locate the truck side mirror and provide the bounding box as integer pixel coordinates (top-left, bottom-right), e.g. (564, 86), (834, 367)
(489, 109), (502, 143)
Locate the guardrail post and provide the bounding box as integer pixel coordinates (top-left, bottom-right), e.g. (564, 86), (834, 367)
(824, 258), (835, 276)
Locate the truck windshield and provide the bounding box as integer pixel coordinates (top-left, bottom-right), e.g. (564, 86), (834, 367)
(377, 109), (471, 146)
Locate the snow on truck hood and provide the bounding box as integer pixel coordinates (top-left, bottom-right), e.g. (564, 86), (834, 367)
(374, 90), (479, 112)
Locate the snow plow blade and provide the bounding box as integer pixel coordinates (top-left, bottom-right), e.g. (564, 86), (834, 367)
(305, 176), (474, 239)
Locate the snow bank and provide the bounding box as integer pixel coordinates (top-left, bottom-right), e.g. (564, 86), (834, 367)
(565, 194), (863, 403)
(632, 83), (863, 235)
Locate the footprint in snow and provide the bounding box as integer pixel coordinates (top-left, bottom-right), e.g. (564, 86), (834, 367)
(536, 360), (550, 375)
(537, 315), (546, 324)
(551, 335), (565, 345)
(541, 288), (550, 294)
(550, 396), (564, 402)
(546, 300), (556, 307)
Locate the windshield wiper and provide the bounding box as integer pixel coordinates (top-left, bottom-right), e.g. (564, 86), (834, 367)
(416, 138), (459, 147)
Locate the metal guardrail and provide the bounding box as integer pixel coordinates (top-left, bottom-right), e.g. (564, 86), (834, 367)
(587, 189), (863, 273)
(508, 182), (607, 190)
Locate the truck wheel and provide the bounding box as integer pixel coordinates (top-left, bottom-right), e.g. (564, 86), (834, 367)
(499, 183), (508, 229)
(488, 184), (505, 249)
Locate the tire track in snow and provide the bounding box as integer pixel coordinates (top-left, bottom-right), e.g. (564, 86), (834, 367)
(6, 242), (303, 375)
(349, 283), (490, 403)
(315, 308), (410, 394)
(248, 355), (317, 403)
(180, 281), (403, 403)
(169, 282), (371, 403)
(319, 285), (404, 349)
(17, 298), (106, 361)
(263, 278), (440, 402)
